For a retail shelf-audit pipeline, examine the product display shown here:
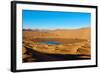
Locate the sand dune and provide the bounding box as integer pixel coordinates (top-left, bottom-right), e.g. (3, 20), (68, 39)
(23, 27), (90, 40)
(22, 27), (91, 62)
(51, 27), (90, 39)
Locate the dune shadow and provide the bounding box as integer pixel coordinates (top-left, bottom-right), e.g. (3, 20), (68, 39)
(23, 47), (90, 62)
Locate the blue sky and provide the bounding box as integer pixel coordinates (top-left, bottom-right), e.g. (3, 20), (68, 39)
(22, 10), (91, 29)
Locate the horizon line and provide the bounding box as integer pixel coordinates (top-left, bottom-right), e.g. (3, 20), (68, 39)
(23, 26), (90, 30)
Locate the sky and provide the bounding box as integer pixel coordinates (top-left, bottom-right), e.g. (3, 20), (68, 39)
(22, 10), (91, 29)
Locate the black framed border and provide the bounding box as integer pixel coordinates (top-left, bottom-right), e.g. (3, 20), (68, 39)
(11, 1), (98, 72)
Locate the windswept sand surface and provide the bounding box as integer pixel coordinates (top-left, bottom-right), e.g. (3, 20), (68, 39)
(22, 28), (91, 63)
(23, 27), (90, 40)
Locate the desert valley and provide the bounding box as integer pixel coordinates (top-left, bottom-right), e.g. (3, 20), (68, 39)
(22, 27), (91, 63)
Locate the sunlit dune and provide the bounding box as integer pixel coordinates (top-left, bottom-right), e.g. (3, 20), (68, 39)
(22, 27), (91, 62)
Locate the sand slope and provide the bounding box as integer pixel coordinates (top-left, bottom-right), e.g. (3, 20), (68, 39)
(23, 27), (90, 40)
(22, 27), (91, 62)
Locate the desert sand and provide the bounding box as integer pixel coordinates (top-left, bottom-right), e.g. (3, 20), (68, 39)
(22, 27), (91, 63)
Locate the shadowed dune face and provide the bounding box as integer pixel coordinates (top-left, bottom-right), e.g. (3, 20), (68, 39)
(22, 28), (91, 63)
